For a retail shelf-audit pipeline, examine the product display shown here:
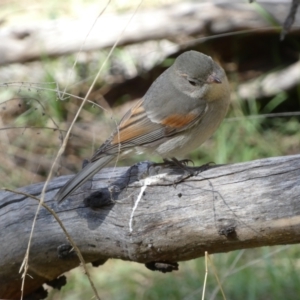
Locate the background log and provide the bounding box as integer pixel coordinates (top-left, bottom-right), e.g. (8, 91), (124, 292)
(1, 154), (300, 298)
(0, 0), (298, 66)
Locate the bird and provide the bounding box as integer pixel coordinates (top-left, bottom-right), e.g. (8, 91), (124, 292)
(55, 50), (231, 203)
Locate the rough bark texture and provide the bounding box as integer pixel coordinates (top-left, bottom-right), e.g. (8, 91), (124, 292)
(0, 0), (298, 65)
(1, 155), (300, 298)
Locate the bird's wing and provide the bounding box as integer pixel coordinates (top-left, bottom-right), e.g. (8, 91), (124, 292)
(91, 99), (208, 161)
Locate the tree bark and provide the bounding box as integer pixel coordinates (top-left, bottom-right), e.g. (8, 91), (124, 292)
(1, 154), (300, 298)
(0, 0), (297, 65)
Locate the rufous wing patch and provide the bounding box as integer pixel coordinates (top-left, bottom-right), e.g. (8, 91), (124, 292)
(111, 102), (200, 145)
(161, 113), (198, 128)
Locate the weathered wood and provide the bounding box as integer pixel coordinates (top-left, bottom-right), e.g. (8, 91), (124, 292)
(1, 155), (300, 298)
(0, 0), (297, 66)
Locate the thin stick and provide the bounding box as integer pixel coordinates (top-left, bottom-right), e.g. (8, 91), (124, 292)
(207, 254), (227, 300)
(202, 251), (209, 300)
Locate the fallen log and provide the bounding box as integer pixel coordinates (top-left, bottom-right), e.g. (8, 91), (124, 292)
(1, 154), (300, 298)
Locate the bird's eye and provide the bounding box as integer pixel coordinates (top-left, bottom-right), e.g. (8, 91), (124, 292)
(188, 79), (197, 86)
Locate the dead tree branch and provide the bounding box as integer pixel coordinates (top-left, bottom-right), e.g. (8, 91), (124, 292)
(1, 155), (300, 298)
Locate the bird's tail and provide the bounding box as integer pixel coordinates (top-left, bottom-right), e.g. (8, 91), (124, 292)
(55, 154), (115, 203)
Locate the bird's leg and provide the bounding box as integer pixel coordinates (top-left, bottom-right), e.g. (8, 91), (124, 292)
(151, 157), (224, 176)
(171, 157), (194, 167)
(151, 159), (171, 167)
(171, 157), (224, 175)
(152, 158), (193, 168)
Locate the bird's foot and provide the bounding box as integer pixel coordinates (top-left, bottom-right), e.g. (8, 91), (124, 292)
(152, 158), (193, 168)
(153, 158), (218, 176)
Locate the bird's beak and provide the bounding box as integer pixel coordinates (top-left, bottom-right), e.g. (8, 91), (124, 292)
(207, 74), (222, 84)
